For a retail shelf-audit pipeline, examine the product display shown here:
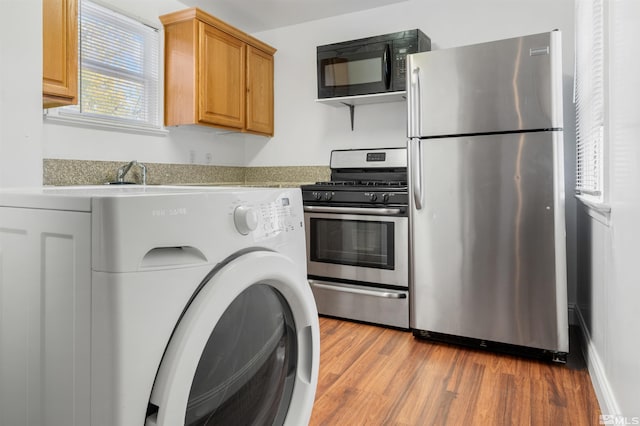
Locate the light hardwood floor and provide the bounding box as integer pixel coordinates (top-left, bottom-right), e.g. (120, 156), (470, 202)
(309, 317), (600, 426)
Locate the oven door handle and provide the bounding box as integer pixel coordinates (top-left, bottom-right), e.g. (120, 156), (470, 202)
(303, 206), (403, 216)
(309, 280), (407, 299)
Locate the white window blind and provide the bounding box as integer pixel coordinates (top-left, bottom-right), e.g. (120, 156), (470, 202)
(62, 0), (161, 129)
(574, 0), (605, 199)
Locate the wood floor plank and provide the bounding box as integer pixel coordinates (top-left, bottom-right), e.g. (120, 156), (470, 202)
(309, 317), (601, 426)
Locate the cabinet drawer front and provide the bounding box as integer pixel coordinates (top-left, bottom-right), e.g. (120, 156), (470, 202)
(310, 280), (409, 329)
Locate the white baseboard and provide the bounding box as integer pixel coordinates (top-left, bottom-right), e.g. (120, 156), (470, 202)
(574, 305), (621, 416)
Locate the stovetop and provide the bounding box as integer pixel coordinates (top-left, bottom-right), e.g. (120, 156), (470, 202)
(301, 147), (408, 206)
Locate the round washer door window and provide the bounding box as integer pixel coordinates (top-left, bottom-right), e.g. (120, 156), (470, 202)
(146, 251), (319, 426)
(186, 284), (296, 425)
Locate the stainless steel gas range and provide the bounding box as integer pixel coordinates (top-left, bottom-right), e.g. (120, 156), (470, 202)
(301, 147), (408, 329)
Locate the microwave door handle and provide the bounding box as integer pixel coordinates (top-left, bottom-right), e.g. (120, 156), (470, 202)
(383, 44), (392, 89)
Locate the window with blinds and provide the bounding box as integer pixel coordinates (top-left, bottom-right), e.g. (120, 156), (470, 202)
(61, 0), (161, 129)
(574, 0), (605, 200)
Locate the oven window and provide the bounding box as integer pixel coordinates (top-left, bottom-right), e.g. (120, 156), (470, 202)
(310, 218), (394, 270)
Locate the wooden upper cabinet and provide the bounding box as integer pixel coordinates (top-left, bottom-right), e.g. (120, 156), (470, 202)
(198, 23), (246, 129)
(160, 8), (276, 136)
(43, 0), (78, 108)
(246, 46), (274, 136)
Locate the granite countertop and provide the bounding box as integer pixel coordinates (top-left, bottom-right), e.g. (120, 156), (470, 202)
(43, 159), (330, 188)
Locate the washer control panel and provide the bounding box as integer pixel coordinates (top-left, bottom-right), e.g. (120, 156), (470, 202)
(231, 193), (301, 239)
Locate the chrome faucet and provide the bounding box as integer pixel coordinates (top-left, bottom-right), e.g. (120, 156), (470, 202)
(117, 160), (147, 185)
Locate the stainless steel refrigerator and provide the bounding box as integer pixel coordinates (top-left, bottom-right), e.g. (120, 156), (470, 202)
(407, 31), (568, 361)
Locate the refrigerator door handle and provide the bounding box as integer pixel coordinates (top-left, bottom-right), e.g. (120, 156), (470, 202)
(409, 66), (421, 136)
(409, 64), (424, 210)
(410, 138), (424, 210)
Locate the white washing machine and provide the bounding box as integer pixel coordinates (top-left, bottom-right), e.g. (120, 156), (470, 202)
(0, 185), (319, 426)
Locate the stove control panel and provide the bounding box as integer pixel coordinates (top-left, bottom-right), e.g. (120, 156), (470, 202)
(302, 188), (408, 206)
(312, 191), (335, 201)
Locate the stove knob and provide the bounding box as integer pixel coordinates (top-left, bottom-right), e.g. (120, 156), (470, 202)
(381, 193), (390, 203)
(324, 192), (334, 201)
(234, 205), (259, 235)
(313, 192), (322, 201)
(369, 193), (378, 202)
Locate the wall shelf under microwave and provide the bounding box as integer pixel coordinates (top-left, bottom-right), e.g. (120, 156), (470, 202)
(315, 91), (407, 131)
(315, 91), (407, 107)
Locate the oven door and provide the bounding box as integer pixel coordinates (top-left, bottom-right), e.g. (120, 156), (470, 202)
(317, 41), (392, 98)
(304, 208), (408, 288)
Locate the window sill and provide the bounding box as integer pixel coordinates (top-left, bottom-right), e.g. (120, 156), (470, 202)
(576, 194), (611, 226)
(43, 109), (169, 137)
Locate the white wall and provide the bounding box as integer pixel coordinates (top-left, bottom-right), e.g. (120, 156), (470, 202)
(0, 0), (43, 187)
(577, 0), (640, 418)
(43, 123), (246, 166)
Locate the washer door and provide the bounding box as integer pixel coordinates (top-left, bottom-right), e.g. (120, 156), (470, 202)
(145, 251), (319, 426)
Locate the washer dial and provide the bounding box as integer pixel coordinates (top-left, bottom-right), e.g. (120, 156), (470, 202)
(234, 205), (258, 235)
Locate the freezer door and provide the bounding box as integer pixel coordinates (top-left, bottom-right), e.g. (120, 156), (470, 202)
(409, 131), (568, 352)
(407, 31), (563, 138)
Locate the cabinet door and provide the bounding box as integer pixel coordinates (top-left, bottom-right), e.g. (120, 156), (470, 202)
(43, 0), (78, 108)
(198, 22), (245, 129)
(0, 207), (91, 426)
(246, 46), (274, 136)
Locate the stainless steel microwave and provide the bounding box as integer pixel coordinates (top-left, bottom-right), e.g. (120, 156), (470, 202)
(316, 29), (430, 99)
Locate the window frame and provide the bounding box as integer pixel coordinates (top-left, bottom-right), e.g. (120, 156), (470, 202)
(574, 0), (610, 219)
(44, 0), (167, 136)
